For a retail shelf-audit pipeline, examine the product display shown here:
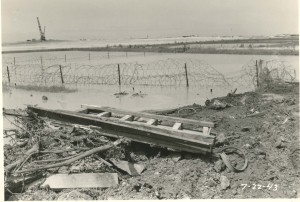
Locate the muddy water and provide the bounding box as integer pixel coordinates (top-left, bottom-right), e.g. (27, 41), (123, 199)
(2, 52), (298, 124)
(3, 85), (242, 112)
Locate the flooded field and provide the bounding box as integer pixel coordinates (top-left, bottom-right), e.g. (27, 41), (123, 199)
(3, 52), (299, 113)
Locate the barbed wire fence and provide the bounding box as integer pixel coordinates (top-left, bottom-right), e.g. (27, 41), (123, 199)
(2, 54), (297, 89)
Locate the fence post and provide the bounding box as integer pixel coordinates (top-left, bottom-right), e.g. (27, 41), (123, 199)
(107, 46), (110, 59)
(184, 63), (189, 87)
(144, 51), (145, 57)
(7, 66), (10, 84)
(117, 64), (121, 86)
(126, 51), (128, 57)
(14, 57), (16, 65)
(89, 52), (91, 61)
(65, 55), (67, 63)
(59, 65), (64, 85)
(255, 60), (259, 88)
(40, 56), (43, 66)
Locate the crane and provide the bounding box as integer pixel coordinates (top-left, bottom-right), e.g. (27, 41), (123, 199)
(37, 17), (46, 41)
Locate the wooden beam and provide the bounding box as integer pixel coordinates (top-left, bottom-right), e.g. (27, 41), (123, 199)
(96, 112), (111, 118)
(81, 105), (215, 128)
(28, 106), (215, 154)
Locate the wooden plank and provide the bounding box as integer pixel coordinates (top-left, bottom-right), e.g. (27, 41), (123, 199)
(96, 112), (111, 118)
(94, 128), (211, 154)
(28, 106), (214, 154)
(76, 109), (88, 114)
(81, 105), (215, 128)
(172, 122), (183, 130)
(146, 119), (158, 126)
(41, 173), (118, 189)
(106, 120), (215, 143)
(203, 127), (211, 136)
(120, 115), (134, 121)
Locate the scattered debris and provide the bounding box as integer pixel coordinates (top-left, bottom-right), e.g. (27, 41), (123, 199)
(246, 111), (266, 117)
(214, 159), (226, 173)
(57, 190), (93, 200)
(240, 95), (247, 105)
(282, 117), (289, 124)
(209, 99), (230, 110)
(216, 133), (226, 146)
(220, 175), (230, 190)
(3, 108), (28, 117)
(206, 178), (218, 187)
(41, 173), (119, 190)
(5, 142), (40, 173)
(42, 96), (48, 101)
(114, 91), (129, 96)
(227, 88), (237, 97)
(241, 127), (251, 132)
(132, 91), (147, 97)
(5, 172), (44, 196)
(220, 147), (248, 172)
(275, 137), (287, 148)
(14, 140), (122, 174)
(167, 153), (182, 162)
(110, 159), (145, 176)
(3, 82), (299, 199)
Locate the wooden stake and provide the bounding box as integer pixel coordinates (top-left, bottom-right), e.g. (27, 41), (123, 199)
(256, 60), (259, 88)
(6, 66), (10, 84)
(118, 64), (121, 86)
(184, 63), (189, 87)
(59, 65), (64, 84)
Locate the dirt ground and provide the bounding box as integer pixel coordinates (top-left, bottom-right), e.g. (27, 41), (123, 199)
(4, 82), (299, 200)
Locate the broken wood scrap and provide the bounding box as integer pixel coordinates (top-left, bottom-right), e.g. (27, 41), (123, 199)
(32, 153), (81, 164)
(5, 172), (44, 198)
(246, 111), (267, 117)
(3, 108), (28, 117)
(227, 88), (238, 97)
(110, 159), (145, 176)
(93, 155), (113, 167)
(5, 142), (40, 173)
(14, 139), (123, 174)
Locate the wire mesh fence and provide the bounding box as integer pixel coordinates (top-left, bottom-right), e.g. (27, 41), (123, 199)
(2, 54), (297, 89)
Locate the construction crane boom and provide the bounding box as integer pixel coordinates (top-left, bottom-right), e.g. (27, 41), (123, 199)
(37, 17), (46, 41)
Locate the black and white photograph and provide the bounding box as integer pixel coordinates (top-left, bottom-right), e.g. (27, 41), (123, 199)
(1, 0), (299, 200)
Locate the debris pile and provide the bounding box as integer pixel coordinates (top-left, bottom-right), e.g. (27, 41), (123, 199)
(3, 82), (299, 200)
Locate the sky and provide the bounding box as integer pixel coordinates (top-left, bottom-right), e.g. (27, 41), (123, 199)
(1, 0), (299, 42)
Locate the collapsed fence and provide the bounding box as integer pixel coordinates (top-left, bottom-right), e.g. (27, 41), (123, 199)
(2, 55), (297, 89)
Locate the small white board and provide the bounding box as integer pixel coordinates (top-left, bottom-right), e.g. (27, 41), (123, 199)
(41, 173), (118, 190)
